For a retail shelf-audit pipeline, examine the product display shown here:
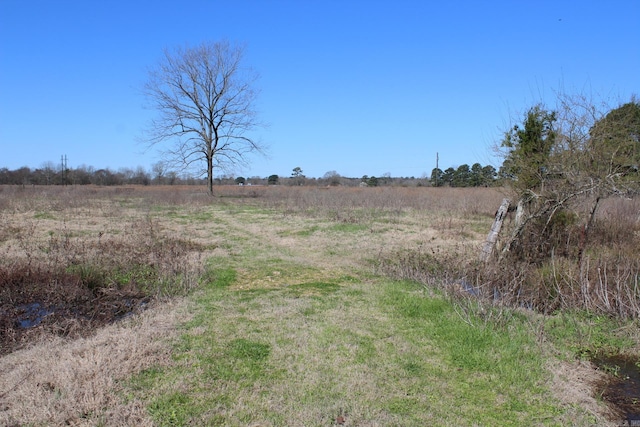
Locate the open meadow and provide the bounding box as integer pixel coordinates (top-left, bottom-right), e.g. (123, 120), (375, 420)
(1, 185), (638, 426)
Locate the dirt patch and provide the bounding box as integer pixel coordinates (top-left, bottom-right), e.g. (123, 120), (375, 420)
(550, 359), (619, 424)
(549, 355), (640, 426)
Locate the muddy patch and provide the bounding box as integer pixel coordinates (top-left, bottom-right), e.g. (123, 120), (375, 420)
(0, 266), (150, 356)
(592, 354), (640, 426)
(592, 353), (640, 423)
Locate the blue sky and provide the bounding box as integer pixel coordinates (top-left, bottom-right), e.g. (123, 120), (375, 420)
(1, 0), (638, 179)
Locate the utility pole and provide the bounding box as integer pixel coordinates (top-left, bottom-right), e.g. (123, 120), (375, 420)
(61, 155), (68, 185)
(435, 152), (439, 187)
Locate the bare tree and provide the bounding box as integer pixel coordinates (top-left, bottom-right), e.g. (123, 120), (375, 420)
(143, 40), (264, 194)
(151, 161), (166, 185)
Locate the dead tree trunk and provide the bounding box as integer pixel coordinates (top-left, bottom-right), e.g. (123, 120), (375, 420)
(481, 198), (510, 262)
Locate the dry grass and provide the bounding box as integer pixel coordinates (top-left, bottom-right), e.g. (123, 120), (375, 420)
(0, 184), (636, 425)
(0, 185), (216, 354)
(0, 298), (192, 426)
(547, 358), (618, 422)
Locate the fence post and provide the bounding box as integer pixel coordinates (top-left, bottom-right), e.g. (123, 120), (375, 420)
(481, 198), (510, 262)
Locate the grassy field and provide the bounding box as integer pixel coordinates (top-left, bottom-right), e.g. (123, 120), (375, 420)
(0, 185), (637, 426)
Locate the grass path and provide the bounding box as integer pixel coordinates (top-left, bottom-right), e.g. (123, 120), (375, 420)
(123, 204), (599, 426)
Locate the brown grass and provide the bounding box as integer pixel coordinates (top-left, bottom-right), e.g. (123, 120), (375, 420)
(0, 185), (505, 426)
(0, 298), (192, 426)
(0, 184), (634, 425)
(0, 185), (213, 355)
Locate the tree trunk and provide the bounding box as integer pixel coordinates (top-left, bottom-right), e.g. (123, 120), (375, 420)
(515, 199), (525, 228)
(207, 155), (214, 195)
(579, 196), (601, 260)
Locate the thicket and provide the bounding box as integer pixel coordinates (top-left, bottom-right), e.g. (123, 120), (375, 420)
(489, 97), (639, 318)
(383, 95), (640, 319)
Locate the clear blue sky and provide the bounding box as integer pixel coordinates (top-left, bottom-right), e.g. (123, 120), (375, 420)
(1, 0), (638, 179)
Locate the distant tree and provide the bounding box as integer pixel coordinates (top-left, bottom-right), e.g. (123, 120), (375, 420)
(442, 167), (455, 186)
(235, 176), (246, 185)
(74, 165), (93, 185)
(481, 165), (497, 186)
(166, 170), (178, 185)
(470, 163), (483, 187)
(291, 167), (305, 185)
(430, 168), (444, 187)
(134, 166), (151, 185)
(452, 164), (470, 187)
(118, 167), (135, 182)
(92, 169), (119, 186)
(152, 161), (166, 184)
(381, 172), (392, 185)
(14, 167), (32, 185)
(367, 176), (379, 187)
(143, 40), (264, 195)
(39, 161), (57, 185)
(322, 170), (341, 186)
(497, 160), (514, 182)
(0, 168), (9, 185)
(267, 174), (279, 185)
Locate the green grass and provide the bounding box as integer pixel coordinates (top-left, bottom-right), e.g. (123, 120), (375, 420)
(544, 310), (635, 359)
(34, 211), (56, 219)
(199, 261), (236, 289)
(286, 281), (341, 296)
(328, 222), (370, 233)
(377, 281), (560, 424)
(124, 266), (570, 426)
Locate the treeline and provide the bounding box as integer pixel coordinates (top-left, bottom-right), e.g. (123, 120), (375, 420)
(0, 165), (204, 186)
(430, 163), (497, 187)
(0, 162), (499, 187)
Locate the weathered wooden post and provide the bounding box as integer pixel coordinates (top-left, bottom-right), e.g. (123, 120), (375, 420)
(481, 198), (510, 262)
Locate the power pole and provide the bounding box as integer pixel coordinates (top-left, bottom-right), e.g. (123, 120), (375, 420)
(435, 152), (439, 187)
(61, 155), (68, 185)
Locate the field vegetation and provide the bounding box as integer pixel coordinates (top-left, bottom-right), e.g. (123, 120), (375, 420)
(0, 184), (638, 426)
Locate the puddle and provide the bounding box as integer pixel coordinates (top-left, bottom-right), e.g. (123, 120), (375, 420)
(15, 302), (54, 328)
(591, 354), (640, 422)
